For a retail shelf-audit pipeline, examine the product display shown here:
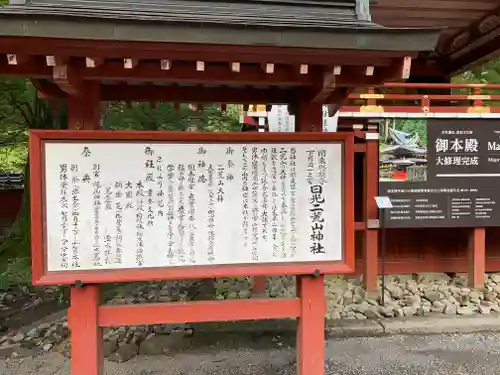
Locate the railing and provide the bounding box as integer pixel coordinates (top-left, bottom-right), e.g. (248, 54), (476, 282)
(342, 83), (500, 116)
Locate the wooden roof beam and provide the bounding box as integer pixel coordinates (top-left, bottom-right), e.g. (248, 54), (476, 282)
(45, 55), (68, 67)
(124, 58), (138, 69)
(438, 2), (500, 74)
(262, 63), (274, 74)
(309, 56), (412, 103)
(77, 61), (313, 86)
(52, 64), (81, 96)
(196, 61), (205, 72)
(310, 65), (344, 103)
(6, 54), (30, 65)
(230, 62), (240, 73)
(100, 84), (298, 104)
(85, 57), (103, 68)
(161, 59), (172, 70)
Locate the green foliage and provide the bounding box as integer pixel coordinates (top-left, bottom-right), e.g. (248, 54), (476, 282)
(454, 58), (500, 86)
(0, 256), (32, 291)
(103, 102), (241, 132)
(0, 144), (27, 172)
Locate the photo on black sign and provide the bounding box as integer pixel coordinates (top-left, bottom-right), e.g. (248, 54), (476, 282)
(379, 118), (500, 228)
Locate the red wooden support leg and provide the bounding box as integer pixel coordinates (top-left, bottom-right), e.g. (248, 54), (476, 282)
(468, 228), (486, 288)
(69, 285), (103, 375)
(252, 276), (267, 296)
(363, 129), (379, 292)
(296, 274), (326, 375)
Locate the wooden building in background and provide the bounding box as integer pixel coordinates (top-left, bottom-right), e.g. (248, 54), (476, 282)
(2, 0), (500, 295)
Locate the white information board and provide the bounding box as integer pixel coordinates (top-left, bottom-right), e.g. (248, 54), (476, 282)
(267, 105), (339, 132)
(44, 142), (343, 272)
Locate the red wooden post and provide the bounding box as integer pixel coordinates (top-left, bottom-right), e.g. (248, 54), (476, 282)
(468, 227), (486, 288)
(68, 81), (102, 131)
(69, 285), (103, 375)
(67, 80), (103, 375)
(363, 124), (379, 292)
(295, 101), (325, 375)
(296, 275), (326, 375)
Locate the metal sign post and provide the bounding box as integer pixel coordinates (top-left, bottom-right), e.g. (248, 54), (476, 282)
(375, 196), (393, 306)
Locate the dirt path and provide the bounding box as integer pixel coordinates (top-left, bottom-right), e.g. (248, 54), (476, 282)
(3, 332), (500, 375)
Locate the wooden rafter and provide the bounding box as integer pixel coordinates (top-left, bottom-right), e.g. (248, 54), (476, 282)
(0, 57), (414, 89)
(438, 3), (500, 74)
(0, 36), (408, 66)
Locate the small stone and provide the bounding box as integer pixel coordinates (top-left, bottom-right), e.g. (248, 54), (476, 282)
(404, 295), (421, 307)
(11, 333), (25, 343)
(469, 291), (481, 300)
(491, 274), (500, 284)
(107, 343), (138, 363)
(27, 328), (40, 338)
(403, 306), (417, 317)
(431, 301), (445, 313)
(3, 294), (14, 304)
(351, 302), (371, 314)
(139, 332), (185, 356)
(479, 305), (492, 315)
(363, 309), (381, 319)
(379, 307), (394, 318)
(103, 338), (118, 357)
(342, 290), (353, 306)
(424, 291), (441, 303)
(329, 311), (341, 320)
(491, 304), (500, 313)
(42, 343), (53, 352)
(457, 306), (475, 316)
(393, 308), (404, 317)
(343, 310), (356, 319)
(444, 302), (457, 315)
(355, 313), (367, 320)
(55, 341), (71, 358)
(386, 285), (404, 300)
(484, 292), (497, 302)
(153, 324), (175, 335)
(460, 295), (470, 306)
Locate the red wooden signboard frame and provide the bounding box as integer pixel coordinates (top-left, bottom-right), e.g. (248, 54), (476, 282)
(29, 129), (354, 375)
(29, 130), (355, 286)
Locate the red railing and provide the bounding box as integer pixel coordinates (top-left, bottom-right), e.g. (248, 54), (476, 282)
(343, 83), (500, 114)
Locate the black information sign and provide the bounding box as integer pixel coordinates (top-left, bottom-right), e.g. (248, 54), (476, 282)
(380, 119), (500, 228)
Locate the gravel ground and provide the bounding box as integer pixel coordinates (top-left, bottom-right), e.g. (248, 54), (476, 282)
(2, 332), (500, 375)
